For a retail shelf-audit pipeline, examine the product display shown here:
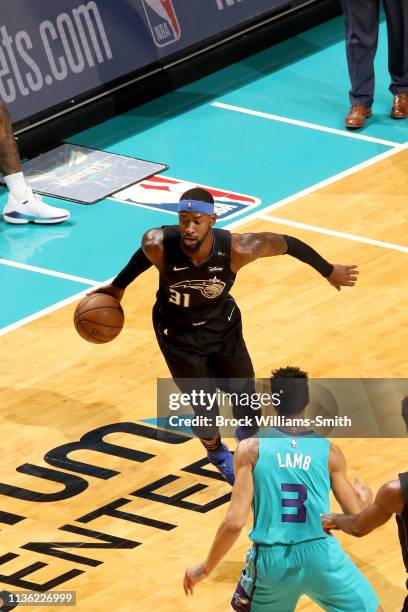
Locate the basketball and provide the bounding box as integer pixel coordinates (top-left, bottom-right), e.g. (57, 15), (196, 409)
(74, 293), (125, 344)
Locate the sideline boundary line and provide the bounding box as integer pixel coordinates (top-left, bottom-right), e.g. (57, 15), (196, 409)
(2, 141), (407, 335)
(226, 141), (408, 231)
(259, 215), (408, 253)
(0, 259), (99, 286)
(0, 278), (114, 336)
(212, 101), (400, 147)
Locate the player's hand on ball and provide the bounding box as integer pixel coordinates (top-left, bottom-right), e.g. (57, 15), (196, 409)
(353, 476), (373, 508)
(327, 264), (359, 291)
(87, 283), (124, 302)
(183, 563), (208, 595)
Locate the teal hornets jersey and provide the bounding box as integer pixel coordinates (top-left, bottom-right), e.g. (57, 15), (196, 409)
(250, 429), (331, 545)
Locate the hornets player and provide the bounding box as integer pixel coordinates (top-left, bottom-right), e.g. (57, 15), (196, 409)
(94, 188), (358, 486)
(184, 367), (381, 611)
(322, 396), (408, 611)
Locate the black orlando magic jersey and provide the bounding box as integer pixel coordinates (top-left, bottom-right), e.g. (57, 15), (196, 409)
(156, 225), (236, 325)
(397, 472), (408, 575)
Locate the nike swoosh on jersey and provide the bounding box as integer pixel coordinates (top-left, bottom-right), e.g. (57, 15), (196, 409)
(173, 266), (189, 271)
(228, 305), (236, 321)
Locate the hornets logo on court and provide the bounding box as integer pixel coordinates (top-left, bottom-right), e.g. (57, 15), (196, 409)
(170, 276), (226, 299)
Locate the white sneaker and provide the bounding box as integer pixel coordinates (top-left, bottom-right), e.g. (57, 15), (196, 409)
(3, 191), (70, 224)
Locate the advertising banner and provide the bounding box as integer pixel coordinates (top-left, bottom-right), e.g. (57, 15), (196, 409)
(0, 0), (291, 124)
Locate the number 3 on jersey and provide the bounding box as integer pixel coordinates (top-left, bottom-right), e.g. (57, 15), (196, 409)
(169, 288), (190, 307)
(281, 483), (307, 523)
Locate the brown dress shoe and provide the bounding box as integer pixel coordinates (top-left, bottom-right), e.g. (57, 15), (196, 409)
(345, 105), (372, 129)
(391, 93), (408, 119)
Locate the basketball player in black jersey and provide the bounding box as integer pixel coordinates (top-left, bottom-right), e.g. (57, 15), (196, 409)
(322, 396), (408, 611)
(94, 187), (358, 485)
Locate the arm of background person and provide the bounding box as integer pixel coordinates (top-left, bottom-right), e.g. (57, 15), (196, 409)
(322, 479), (403, 536)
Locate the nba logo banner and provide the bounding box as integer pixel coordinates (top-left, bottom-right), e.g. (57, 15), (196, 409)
(111, 175), (261, 221)
(141, 0), (181, 47)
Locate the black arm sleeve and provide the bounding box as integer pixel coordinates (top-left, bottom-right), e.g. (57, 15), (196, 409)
(112, 247), (153, 289)
(283, 235), (333, 277)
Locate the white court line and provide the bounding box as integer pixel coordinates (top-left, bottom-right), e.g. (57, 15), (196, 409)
(259, 214), (408, 253)
(212, 102), (400, 148)
(0, 278), (115, 336)
(0, 258), (99, 286)
(226, 140), (408, 231)
(2, 134), (407, 335)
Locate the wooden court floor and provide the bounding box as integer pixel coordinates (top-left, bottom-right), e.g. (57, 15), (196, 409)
(0, 149), (407, 611)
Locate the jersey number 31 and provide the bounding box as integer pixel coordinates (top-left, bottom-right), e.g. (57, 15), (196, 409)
(169, 289), (190, 307)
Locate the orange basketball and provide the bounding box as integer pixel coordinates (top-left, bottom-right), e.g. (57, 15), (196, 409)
(74, 293), (125, 344)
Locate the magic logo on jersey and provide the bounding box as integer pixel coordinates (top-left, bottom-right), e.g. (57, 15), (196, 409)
(171, 277), (226, 299)
(141, 0), (181, 46)
(111, 175), (261, 221)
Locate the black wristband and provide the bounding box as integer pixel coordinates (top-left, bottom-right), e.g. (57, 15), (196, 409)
(112, 247), (153, 289)
(283, 235), (333, 277)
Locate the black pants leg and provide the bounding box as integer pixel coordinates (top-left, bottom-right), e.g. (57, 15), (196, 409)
(340, 0), (380, 107)
(152, 301), (257, 439)
(383, 0), (408, 94)
(209, 316), (259, 436)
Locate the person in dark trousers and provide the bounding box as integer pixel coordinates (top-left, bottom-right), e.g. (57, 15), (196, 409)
(341, 0), (408, 129)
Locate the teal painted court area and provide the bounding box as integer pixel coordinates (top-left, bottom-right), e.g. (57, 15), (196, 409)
(0, 15), (405, 331)
(0, 264), (87, 328)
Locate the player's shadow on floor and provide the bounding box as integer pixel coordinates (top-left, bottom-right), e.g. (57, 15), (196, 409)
(348, 551), (406, 607)
(0, 387), (122, 438)
(211, 560), (244, 584)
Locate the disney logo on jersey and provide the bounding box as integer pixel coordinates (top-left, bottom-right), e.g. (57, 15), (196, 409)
(208, 266), (223, 272)
(170, 277), (226, 299)
(141, 0), (181, 47)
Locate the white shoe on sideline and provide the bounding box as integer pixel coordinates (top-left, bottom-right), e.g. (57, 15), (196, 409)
(3, 191), (70, 224)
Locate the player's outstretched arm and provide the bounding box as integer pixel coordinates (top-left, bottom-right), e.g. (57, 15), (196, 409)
(322, 480), (402, 537)
(86, 228), (163, 300)
(230, 232), (358, 290)
(329, 444), (373, 514)
(183, 439), (255, 596)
